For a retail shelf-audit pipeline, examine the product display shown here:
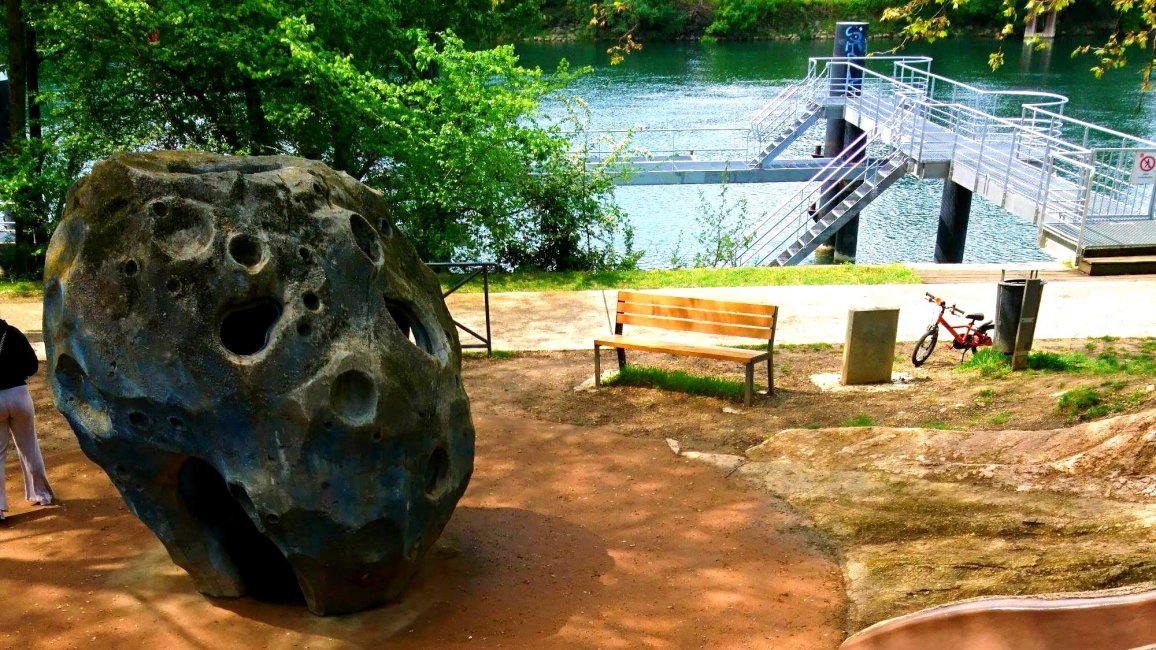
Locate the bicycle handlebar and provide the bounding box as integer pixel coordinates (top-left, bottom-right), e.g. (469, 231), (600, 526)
(924, 293), (966, 317)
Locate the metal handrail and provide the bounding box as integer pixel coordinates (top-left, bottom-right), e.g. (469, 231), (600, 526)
(426, 262), (497, 355)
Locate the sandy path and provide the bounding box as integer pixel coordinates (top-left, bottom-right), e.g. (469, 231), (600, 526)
(0, 375), (844, 649)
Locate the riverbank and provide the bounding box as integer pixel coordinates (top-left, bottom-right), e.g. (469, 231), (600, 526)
(529, 0), (1115, 45)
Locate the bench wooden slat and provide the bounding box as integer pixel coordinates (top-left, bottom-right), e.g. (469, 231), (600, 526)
(617, 290), (777, 316)
(618, 313), (771, 340)
(615, 302), (775, 329)
(594, 336), (768, 363)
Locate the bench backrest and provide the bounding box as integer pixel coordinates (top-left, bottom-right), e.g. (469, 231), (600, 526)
(614, 290), (778, 340)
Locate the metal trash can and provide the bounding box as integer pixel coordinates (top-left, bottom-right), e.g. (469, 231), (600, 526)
(994, 273), (1045, 357)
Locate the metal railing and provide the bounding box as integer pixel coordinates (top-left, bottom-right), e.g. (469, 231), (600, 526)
(736, 106), (911, 267)
(817, 55), (1156, 259)
(426, 262), (497, 355)
(568, 126), (755, 167)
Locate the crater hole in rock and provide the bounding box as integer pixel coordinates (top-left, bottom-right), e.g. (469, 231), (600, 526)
(377, 218), (392, 238)
(220, 299), (282, 356)
(298, 246), (312, 263)
(312, 181), (325, 195)
(151, 201), (169, 217)
(122, 259), (140, 277)
(129, 411), (150, 429)
(349, 213), (382, 264)
(303, 293), (321, 311)
(384, 300), (437, 357)
(297, 321), (312, 337)
(178, 459), (303, 603)
(166, 277), (182, 294)
(53, 354), (86, 399)
(169, 416), (185, 429)
(330, 370), (378, 423)
(425, 447), (450, 498)
(228, 234), (264, 268)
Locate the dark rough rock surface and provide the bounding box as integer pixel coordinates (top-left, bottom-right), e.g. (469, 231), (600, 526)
(43, 151), (475, 616)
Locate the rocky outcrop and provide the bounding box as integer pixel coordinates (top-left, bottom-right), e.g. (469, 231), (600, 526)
(746, 409), (1156, 500)
(44, 151), (474, 615)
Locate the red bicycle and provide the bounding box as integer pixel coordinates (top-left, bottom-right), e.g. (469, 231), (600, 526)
(911, 292), (995, 366)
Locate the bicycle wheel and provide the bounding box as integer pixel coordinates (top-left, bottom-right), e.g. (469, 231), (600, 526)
(911, 327), (938, 367)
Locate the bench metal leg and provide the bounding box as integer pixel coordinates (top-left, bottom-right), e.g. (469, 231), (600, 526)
(616, 347), (627, 370)
(744, 364), (754, 407)
(767, 357), (774, 396)
(594, 344), (601, 386)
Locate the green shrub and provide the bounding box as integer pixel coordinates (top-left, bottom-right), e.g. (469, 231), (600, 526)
(842, 414), (875, 427)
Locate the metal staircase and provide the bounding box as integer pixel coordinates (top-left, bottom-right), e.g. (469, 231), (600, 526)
(735, 122), (911, 267)
(748, 72), (826, 167)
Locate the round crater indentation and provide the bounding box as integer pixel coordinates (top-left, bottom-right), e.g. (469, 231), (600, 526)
(424, 447), (450, 498)
(129, 411), (150, 429)
(152, 200), (215, 260)
(44, 279), (64, 328)
(219, 299), (282, 357)
(121, 259), (140, 277)
(303, 292), (321, 312)
(297, 246), (313, 263)
(165, 277), (182, 294)
(349, 213), (382, 264)
(296, 320), (312, 337)
(377, 218), (392, 238)
(168, 416), (185, 429)
(228, 233), (265, 268)
(312, 181), (325, 196)
(329, 369), (378, 425)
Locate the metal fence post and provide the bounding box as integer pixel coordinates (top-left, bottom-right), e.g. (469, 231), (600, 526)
(483, 264), (492, 356)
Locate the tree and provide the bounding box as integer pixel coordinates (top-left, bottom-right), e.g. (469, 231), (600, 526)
(0, 0), (637, 275)
(882, 0), (1154, 86)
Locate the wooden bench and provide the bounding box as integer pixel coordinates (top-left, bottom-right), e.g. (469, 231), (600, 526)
(593, 290), (778, 406)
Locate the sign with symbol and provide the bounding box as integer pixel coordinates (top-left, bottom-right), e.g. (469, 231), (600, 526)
(1134, 151), (1156, 185)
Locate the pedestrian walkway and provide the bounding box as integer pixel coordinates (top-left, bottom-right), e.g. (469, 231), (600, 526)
(443, 274), (1156, 351)
(4, 266), (1155, 358)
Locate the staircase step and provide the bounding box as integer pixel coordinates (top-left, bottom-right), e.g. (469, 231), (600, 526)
(1078, 255), (1156, 276)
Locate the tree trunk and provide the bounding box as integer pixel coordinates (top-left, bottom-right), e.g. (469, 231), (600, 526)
(243, 80), (273, 153)
(5, 0), (27, 146)
(26, 24), (40, 143)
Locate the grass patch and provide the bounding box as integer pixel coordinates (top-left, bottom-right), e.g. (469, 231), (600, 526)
(961, 345), (1156, 378)
(462, 350), (519, 360)
(0, 280), (41, 299)
(1056, 386), (1146, 422)
(436, 264), (920, 294)
(959, 348), (1011, 378)
(975, 387), (997, 404)
(842, 414), (875, 427)
(604, 365), (747, 402)
(990, 411), (1011, 425)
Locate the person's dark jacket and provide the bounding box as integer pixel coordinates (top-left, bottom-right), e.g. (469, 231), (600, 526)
(0, 319), (39, 390)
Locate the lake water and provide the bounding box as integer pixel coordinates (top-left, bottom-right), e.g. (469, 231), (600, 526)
(517, 39), (1156, 268)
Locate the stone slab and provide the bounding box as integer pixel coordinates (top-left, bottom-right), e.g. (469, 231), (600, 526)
(841, 308), (900, 385)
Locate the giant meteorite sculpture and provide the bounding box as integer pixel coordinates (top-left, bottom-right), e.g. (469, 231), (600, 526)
(44, 151), (475, 615)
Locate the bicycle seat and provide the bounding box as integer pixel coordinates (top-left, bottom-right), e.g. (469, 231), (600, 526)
(966, 312), (984, 321)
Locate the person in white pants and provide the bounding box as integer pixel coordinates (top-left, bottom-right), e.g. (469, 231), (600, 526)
(0, 318), (55, 522)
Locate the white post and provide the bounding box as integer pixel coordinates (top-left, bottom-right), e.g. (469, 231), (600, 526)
(1075, 162), (1094, 263)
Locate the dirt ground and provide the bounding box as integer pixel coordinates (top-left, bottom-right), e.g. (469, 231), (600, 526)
(462, 339), (1156, 633)
(471, 339), (1156, 457)
(6, 337), (1156, 647)
(1, 369), (844, 650)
